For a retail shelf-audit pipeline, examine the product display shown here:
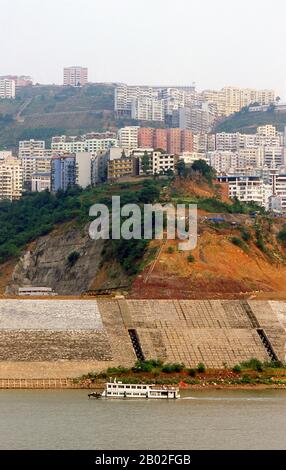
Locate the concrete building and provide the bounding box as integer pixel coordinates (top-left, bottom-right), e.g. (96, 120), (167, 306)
(138, 150), (175, 175)
(0, 75), (32, 87)
(0, 151), (12, 160)
(75, 152), (93, 188)
(19, 140), (52, 186)
(179, 152), (209, 165)
(51, 152), (94, 191)
(138, 128), (193, 154)
(31, 173), (51, 192)
(202, 87), (275, 116)
(0, 78), (15, 99)
(51, 132), (118, 153)
(208, 151), (239, 174)
(107, 157), (136, 180)
(131, 97), (164, 121)
(51, 154), (76, 192)
(217, 175), (271, 208)
(118, 126), (139, 150)
(63, 66), (88, 87)
(264, 146), (284, 168)
(271, 173), (286, 211)
(0, 156), (23, 200)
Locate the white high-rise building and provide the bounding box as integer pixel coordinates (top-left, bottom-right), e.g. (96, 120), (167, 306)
(63, 66), (88, 87)
(118, 126), (139, 150)
(51, 132), (118, 153)
(0, 78), (16, 99)
(19, 140), (52, 184)
(0, 156), (23, 200)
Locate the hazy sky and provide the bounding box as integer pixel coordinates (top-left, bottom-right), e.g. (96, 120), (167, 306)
(2, 0), (286, 96)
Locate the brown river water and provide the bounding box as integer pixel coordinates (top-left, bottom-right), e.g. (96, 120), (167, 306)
(0, 389), (286, 449)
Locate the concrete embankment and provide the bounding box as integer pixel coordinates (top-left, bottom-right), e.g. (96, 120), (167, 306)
(0, 299), (285, 382)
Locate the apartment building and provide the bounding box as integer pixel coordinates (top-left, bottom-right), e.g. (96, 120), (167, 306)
(31, 173), (51, 192)
(63, 66), (88, 87)
(107, 157), (136, 180)
(179, 152), (209, 165)
(264, 146), (284, 168)
(51, 152), (95, 191)
(19, 140), (52, 185)
(51, 132), (118, 153)
(208, 151), (239, 174)
(138, 150), (175, 175)
(202, 87), (275, 117)
(0, 75), (32, 87)
(51, 154), (76, 192)
(137, 128), (193, 154)
(118, 127), (139, 150)
(0, 78), (16, 99)
(172, 104), (216, 133)
(0, 151), (12, 160)
(0, 156), (23, 200)
(217, 175), (271, 208)
(131, 97), (165, 121)
(271, 173), (286, 211)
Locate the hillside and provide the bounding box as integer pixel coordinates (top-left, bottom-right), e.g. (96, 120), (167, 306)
(0, 84), (166, 149)
(0, 84), (138, 149)
(214, 108), (286, 134)
(2, 175), (286, 299)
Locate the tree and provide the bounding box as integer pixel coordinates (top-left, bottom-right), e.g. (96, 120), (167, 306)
(191, 159), (216, 184)
(141, 151), (150, 174)
(176, 159), (187, 178)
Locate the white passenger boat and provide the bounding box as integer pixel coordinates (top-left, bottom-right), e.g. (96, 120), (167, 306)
(100, 378), (180, 399)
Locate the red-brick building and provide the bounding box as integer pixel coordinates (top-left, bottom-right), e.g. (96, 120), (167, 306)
(138, 128), (193, 154)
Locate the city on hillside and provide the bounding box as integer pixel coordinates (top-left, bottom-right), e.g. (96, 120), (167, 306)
(0, 67), (286, 213)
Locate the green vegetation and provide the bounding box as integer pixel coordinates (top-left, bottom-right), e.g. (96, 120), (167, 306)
(214, 107), (286, 134)
(76, 358), (286, 387)
(0, 179), (166, 277)
(230, 236), (249, 252)
(167, 246), (175, 254)
(188, 368), (197, 377)
(187, 254), (195, 263)
(161, 363), (185, 373)
(67, 251), (80, 266)
(277, 224), (286, 246)
(197, 363), (206, 373)
(176, 159), (216, 185)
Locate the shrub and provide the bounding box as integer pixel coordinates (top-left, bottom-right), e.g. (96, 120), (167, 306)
(241, 230), (251, 242)
(67, 251), (80, 266)
(241, 374), (253, 384)
(277, 225), (286, 246)
(230, 237), (248, 251)
(188, 368), (197, 377)
(167, 246), (175, 254)
(197, 363), (206, 373)
(106, 366), (130, 374)
(187, 254), (195, 263)
(132, 359), (163, 373)
(232, 364), (242, 374)
(162, 363), (185, 373)
(240, 358), (264, 372)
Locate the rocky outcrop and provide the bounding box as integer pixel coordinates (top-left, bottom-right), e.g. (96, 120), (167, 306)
(6, 224), (105, 295)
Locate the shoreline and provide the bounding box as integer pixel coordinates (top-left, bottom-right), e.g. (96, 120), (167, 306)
(1, 378), (286, 391)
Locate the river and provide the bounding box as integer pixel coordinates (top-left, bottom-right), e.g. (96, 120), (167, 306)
(0, 389), (286, 449)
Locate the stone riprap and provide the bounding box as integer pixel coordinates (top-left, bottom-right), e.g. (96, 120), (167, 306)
(0, 299), (285, 378)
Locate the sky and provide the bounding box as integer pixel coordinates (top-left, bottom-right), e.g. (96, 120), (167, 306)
(1, 0), (286, 96)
